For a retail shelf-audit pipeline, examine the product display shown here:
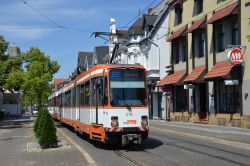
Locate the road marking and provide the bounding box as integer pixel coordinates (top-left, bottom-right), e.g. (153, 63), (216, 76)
(57, 128), (96, 166)
(150, 126), (250, 151)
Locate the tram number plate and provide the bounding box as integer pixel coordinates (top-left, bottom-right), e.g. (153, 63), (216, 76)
(127, 120), (136, 124)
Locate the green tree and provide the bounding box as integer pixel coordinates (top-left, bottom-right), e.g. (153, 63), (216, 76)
(38, 109), (57, 148)
(247, 35), (250, 42)
(0, 36), (24, 91)
(0, 35), (8, 61)
(4, 47), (60, 108)
(23, 47), (60, 108)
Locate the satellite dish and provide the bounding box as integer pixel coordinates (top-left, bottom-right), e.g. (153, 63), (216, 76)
(8, 44), (21, 58)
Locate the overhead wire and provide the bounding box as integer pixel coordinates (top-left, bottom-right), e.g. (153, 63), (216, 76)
(120, 0), (159, 29)
(19, 0), (92, 33)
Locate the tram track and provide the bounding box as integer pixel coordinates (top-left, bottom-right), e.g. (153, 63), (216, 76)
(113, 143), (180, 166)
(151, 131), (250, 166)
(114, 150), (146, 166)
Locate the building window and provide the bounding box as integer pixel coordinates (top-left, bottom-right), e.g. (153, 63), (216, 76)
(198, 31), (205, 57)
(175, 5), (182, 25)
(173, 40), (179, 64)
(232, 21), (239, 45)
(172, 37), (186, 64)
(195, 0), (203, 15)
(216, 23), (225, 52)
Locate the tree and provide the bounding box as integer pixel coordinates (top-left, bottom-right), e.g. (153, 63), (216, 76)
(0, 36), (23, 91)
(0, 35), (8, 62)
(38, 109), (57, 148)
(247, 35), (250, 42)
(4, 47), (60, 108)
(23, 47), (60, 108)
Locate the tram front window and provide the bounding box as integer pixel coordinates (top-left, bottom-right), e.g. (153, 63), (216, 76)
(110, 69), (146, 107)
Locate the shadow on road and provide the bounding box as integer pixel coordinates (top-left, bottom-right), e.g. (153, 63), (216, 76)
(0, 116), (34, 129)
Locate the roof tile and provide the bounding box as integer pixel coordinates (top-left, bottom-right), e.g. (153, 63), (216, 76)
(208, 2), (238, 24)
(157, 70), (187, 86)
(184, 66), (206, 82)
(204, 61), (235, 80)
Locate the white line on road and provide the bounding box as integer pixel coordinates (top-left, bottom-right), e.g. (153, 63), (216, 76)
(150, 127), (250, 151)
(57, 128), (96, 166)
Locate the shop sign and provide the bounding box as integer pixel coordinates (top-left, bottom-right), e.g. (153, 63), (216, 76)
(184, 84), (195, 89)
(227, 48), (244, 65)
(224, 80), (239, 85)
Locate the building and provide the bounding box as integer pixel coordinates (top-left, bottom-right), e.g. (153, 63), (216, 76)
(157, 0), (250, 128)
(77, 52), (94, 73)
(109, 0), (171, 119)
(92, 46), (109, 65)
(140, 0), (171, 119)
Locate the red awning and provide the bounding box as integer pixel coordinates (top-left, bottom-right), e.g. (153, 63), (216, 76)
(207, 2), (238, 24)
(167, 26), (187, 42)
(157, 70), (186, 86)
(204, 61), (235, 80)
(187, 18), (206, 33)
(184, 66), (206, 82)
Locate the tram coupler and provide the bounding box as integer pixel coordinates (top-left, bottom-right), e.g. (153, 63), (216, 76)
(121, 134), (142, 146)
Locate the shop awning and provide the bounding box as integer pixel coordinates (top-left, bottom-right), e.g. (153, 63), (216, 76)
(184, 66), (206, 83)
(167, 26), (187, 42)
(156, 70), (186, 86)
(207, 2), (238, 24)
(204, 61), (236, 80)
(187, 18), (206, 33)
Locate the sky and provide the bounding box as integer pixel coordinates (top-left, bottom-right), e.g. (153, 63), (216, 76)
(0, 0), (162, 78)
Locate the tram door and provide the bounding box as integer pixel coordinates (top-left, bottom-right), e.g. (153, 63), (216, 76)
(91, 77), (104, 124)
(76, 86), (80, 121)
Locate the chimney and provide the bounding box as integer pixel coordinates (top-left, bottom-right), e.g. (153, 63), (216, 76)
(148, 8), (153, 14)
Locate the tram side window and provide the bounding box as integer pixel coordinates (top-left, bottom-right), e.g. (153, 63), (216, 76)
(91, 78), (96, 106)
(84, 81), (90, 106)
(65, 90), (71, 107)
(80, 84), (85, 106)
(104, 76), (108, 106)
(72, 88), (76, 107)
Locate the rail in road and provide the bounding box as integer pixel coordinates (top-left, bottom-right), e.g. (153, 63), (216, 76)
(56, 122), (250, 166)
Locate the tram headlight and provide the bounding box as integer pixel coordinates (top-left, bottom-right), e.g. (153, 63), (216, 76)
(141, 116), (148, 126)
(111, 116), (119, 127)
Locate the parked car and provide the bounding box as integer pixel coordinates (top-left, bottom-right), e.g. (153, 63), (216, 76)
(32, 108), (38, 115)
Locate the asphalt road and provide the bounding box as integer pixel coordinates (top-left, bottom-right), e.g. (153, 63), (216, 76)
(58, 121), (250, 166)
(1, 117), (249, 166)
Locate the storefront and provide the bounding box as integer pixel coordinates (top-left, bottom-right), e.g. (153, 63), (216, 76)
(204, 60), (242, 115)
(156, 70), (187, 120)
(184, 66), (208, 121)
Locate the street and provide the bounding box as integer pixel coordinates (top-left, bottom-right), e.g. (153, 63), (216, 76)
(58, 120), (250, 166)
(1, 117), (250, 166)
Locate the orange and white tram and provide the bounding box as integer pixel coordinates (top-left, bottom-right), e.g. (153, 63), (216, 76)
(48, 64), (149, 145)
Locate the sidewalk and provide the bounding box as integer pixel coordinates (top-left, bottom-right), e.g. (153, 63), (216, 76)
(150, 120), (250, 144)
(0, 116), (88, 166)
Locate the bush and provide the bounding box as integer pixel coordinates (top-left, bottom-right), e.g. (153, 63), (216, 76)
(38, 109), (57, 148)
(34, 109), (42, 132)
(34, 109), (46, 138)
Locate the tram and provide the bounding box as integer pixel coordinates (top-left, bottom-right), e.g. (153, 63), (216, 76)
(48, 64), (149, 145)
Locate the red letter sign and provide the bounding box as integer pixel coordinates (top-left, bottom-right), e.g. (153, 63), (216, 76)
(227, 48), (244, 65)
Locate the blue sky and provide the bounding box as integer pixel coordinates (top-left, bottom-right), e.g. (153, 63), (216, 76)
(0, 0), (162, 78)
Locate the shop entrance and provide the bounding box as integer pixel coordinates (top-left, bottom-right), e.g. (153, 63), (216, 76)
(198, 83), (207, 119)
